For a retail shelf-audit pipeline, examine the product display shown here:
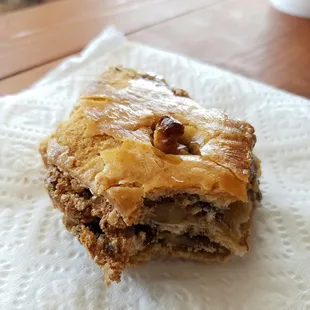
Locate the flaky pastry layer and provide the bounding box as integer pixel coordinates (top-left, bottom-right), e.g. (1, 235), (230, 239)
(40, 66), (258, 225)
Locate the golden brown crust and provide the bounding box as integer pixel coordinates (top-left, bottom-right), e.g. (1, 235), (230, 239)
(40, 66), (257, 224)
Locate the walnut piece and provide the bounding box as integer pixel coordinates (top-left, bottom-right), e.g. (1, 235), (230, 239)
(172, 88), (190, 98)
(153, 116), (186, 155)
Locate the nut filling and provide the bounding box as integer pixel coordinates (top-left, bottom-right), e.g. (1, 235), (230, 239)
(46, 164), (260, 283)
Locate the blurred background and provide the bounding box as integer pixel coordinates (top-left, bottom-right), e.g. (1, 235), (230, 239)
(0, 0), (57, 13)
(1, 0), (310, 98)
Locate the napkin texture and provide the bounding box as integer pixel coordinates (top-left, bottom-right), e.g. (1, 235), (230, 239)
(1, 27), (310, 310)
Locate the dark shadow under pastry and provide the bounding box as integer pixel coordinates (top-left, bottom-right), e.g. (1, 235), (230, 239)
(40, 66), (262, 284)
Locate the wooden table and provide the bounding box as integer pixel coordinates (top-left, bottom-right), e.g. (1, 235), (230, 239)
(1, 0), (310, 98)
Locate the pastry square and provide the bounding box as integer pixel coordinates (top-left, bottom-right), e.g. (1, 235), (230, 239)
(40, 66), (261, 284)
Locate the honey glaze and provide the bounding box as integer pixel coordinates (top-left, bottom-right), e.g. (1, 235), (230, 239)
(45, 67), (257, 212)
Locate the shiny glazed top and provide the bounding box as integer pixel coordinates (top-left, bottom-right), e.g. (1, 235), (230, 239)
(40, 66), (257, 223)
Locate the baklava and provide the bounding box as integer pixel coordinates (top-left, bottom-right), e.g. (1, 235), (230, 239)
(40, 66), (261, 284)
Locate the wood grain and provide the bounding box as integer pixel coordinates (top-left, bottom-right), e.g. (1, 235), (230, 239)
(129, 0), (310, 98)
(0, 0), (219, 79)
(0, 3), (34, 14)
(0, 58), (63, 96)
(1, 0), (310, 98)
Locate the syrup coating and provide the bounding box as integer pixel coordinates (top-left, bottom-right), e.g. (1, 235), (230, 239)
(40, 67), (257, 223)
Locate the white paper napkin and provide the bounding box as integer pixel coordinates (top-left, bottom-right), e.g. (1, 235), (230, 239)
(1, 27), (310, 310)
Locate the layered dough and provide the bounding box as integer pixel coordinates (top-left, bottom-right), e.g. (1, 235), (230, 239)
(40, 66), (261, 284)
